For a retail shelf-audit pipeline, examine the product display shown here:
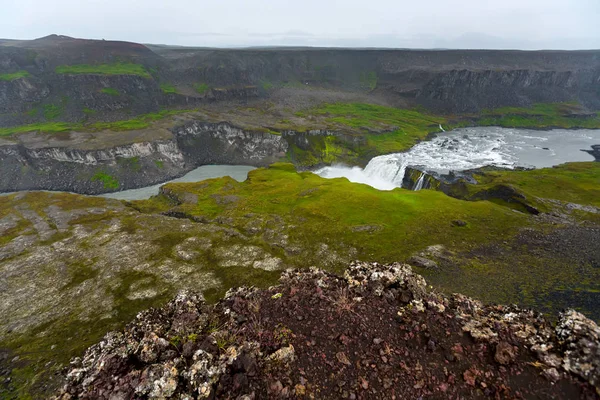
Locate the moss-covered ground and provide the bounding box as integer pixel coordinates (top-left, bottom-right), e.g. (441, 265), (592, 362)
(144, 163), (527, 263)
(55, 62), (151, 78)
(478, 102), (600, 129)
(0, 109), (194, 136)
(1, 160), (600, 398)
(0, 71), (30, 81)
(137, 162), (600, 319)
(444, 162), (600, 214)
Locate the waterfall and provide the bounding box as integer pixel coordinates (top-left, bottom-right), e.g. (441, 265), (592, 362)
(439, 124), (446, 132)
(363, 155), (408, 187)
(414, 173), (426, 191)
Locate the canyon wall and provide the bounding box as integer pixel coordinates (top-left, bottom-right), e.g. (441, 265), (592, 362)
(2, 38), (600, 128)
(0, 122), (289, 194)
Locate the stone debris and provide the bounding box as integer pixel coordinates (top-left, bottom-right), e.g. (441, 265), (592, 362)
(54, 262), (600, 399)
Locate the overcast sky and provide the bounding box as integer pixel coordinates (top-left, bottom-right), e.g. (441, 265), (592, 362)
(2, 0), (599, 49)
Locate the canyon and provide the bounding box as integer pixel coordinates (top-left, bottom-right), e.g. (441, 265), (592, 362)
(1, 35), (600, 399)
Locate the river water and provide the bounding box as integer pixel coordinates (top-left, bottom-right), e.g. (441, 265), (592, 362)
(315, 127), (600, 190)
(0, 165), (256, 200)
(101, 165), (256, 200)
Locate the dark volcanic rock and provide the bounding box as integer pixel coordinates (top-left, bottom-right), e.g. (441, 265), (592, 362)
(3, 38), (600, 121)
(0, 122), (288, 194)
(54, 262), (600, 399)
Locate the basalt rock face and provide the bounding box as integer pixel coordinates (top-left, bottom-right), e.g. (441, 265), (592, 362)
(0, 122), (288, 194)
(401, 167), (440, 191)
(173, 121), (288, 167)
(0, 75), (254, 127)
(0, 140), (186, 194)
(0, 75), (50, 114)
(416, 68), (600, 113)
(3, 37), (600, 120)
(54, 262), (600, 399)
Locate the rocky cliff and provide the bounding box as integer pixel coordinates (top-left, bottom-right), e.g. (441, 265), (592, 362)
(54, 262), (600, 399)
(2, 36), (600, 128)
(0, 122), (288, 194)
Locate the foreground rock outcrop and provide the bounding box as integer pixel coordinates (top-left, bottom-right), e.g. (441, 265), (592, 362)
(55, 262), (599, 399)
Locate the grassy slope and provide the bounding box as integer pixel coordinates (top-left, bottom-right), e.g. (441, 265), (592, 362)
(140, 163), (527, 264)
(478, 102), (600, 129)
(138, 162), (600, 313)
(420, 162), (600, 316)
(55, 62), (151, 78)
(0, 109), (194, 136)
(1, 162), (599, 398)
(476, 162), (600, 207)
(447, 162), (600, 214)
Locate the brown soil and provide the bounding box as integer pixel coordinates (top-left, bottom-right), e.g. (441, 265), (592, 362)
(55, 262), (600, 400)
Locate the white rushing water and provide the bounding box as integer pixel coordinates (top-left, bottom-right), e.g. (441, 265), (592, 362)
(315, 127), (600, 191)
(413, 173), (426, 191)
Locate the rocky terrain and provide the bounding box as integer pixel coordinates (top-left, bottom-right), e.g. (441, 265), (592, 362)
(54, 262), (600, 399)
(1, 35), (600, 399)
(1, 161), (599, 398)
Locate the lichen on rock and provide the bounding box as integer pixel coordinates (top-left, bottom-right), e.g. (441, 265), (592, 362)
(54, 262), (600, 399)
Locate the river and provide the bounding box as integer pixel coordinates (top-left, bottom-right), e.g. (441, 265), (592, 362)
(101, 165), (256, 200)
(315, 127), (600, 190)
(0, 165), (256, 200)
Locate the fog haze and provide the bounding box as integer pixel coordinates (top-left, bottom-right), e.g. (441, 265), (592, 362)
(2, 0), (599, 49)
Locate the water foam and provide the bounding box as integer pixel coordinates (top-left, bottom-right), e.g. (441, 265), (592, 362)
(315, 127), (600, 191)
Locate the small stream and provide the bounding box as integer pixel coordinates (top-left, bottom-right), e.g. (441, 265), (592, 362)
(315, 127), (600, 190)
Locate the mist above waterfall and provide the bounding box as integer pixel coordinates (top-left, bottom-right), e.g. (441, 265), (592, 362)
(315, 127), (600, 190)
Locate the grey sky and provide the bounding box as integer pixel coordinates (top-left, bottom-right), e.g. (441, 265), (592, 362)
(2, 0), (599, 49)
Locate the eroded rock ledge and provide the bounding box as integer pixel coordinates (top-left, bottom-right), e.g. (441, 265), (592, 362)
(55, 262), (600, 399)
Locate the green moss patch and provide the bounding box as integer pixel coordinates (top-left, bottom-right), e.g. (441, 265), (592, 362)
(0, 70), (30, 81)
(0, 109), (195, 136)
(478, 102), (600, 129)
(100, 87), (120, 96)
(160, 83), (177, 94)
(91, 172), (119, 190)
(42, 104), (63, 120)
(194, 83), (210, 94)
(151, 163), (528, 263)
(55, 62), (151, 78)
(291, 103), (445, 165)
